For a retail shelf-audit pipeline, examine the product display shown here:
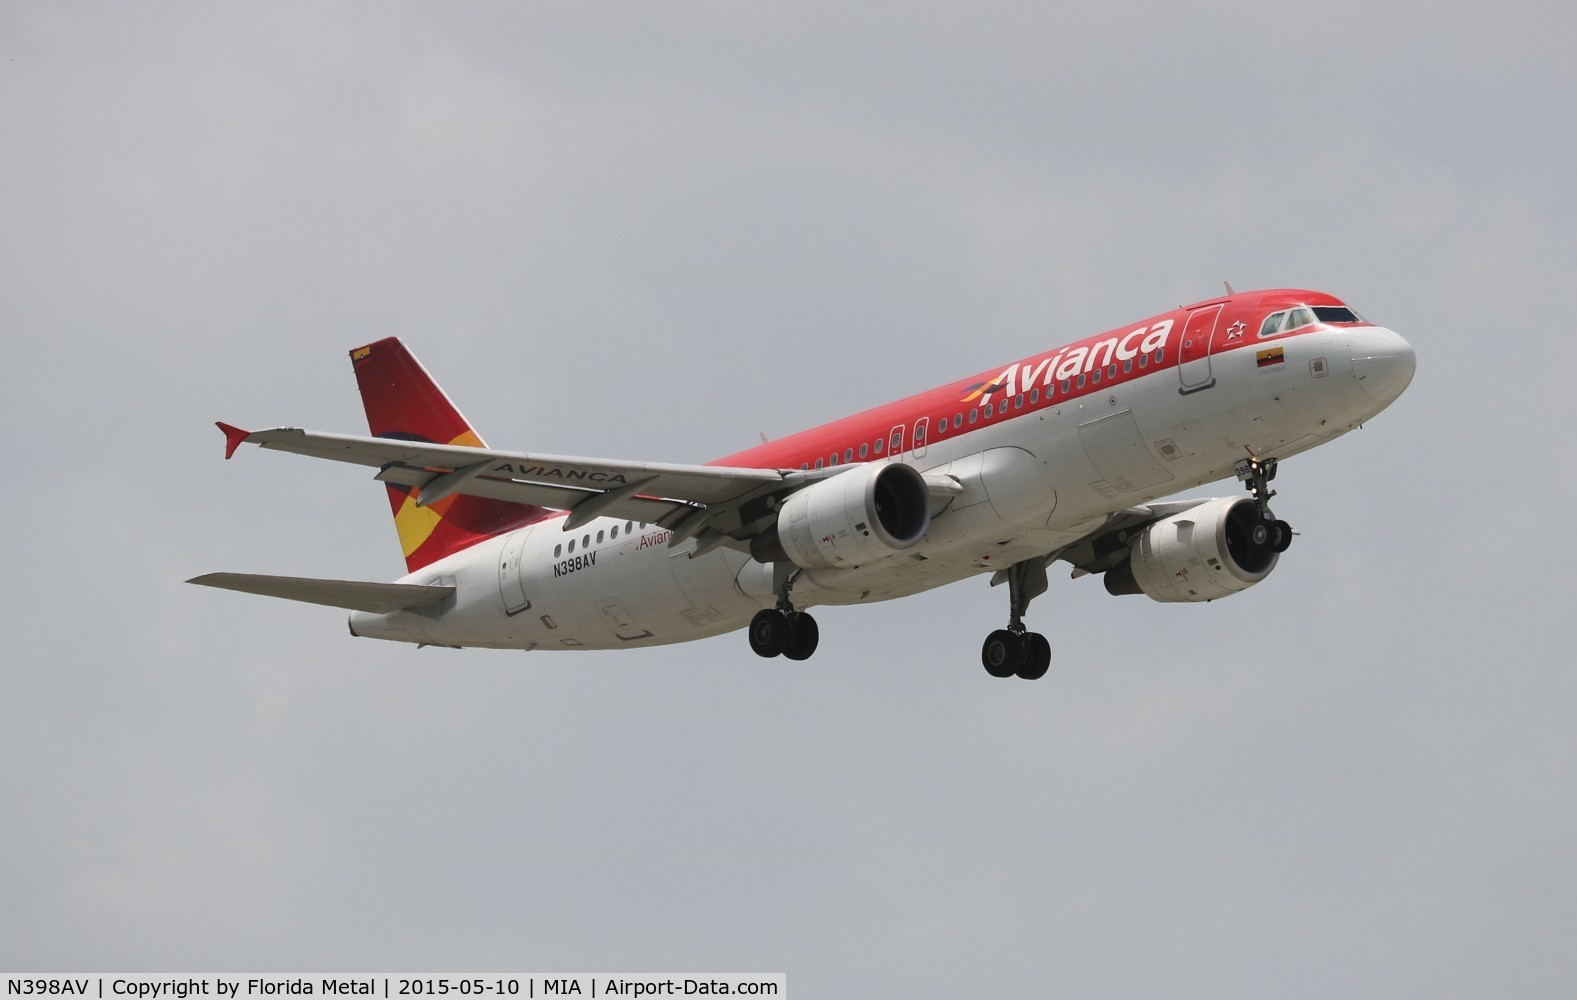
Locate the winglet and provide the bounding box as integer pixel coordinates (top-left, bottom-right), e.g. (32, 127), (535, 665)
(216, 421), (251, 460)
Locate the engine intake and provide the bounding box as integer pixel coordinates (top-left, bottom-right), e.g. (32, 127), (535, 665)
(757, 463), (931, 570)
(1103, 497), (1279, 602)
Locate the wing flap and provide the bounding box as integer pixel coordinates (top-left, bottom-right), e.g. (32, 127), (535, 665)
(187, 572), (454, 613)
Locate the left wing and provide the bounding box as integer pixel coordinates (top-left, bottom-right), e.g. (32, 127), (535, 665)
(220, 424), (815, 551)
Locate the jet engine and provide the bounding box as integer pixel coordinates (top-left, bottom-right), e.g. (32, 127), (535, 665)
(1103, 497), (1280, 602)
(753, 463), (931, 570)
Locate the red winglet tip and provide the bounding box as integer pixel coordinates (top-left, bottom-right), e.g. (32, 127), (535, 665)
(216, 421), (251, 460)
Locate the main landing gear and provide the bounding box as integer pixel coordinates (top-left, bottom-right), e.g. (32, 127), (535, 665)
(1235, 455), (1294, 554)
(981, 559), (1052, 680)
(749, 565), (819, 661)
(749, 606), (820, 660)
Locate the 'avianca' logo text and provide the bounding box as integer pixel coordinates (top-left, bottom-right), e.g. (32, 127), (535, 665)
(961, 319), (1174, 402)
(491, 463), (630, 485)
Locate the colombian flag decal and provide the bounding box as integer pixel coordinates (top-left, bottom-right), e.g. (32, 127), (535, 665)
(1256, 347), (1286, 369)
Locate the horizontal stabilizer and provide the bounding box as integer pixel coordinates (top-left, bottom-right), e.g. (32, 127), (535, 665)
(187, 572), (454, 613)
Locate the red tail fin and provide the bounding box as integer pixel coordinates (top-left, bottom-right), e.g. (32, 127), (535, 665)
(350, 338), (547, 573)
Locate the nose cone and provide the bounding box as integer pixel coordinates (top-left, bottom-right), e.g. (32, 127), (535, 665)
(1351, 327), (1417, 405)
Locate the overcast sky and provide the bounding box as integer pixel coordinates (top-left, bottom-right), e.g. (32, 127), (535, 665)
(3, 2), (1575, 996)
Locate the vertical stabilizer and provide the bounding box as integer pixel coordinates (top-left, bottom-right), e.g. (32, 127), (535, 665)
(350, 338), (547, 573)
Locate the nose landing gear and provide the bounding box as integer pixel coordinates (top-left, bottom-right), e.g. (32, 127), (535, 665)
(1236, 455), (1294, 554)
(981, 559), (1052, 680)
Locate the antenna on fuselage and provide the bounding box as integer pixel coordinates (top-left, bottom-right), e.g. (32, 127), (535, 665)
(1224, 280), (1237, 295)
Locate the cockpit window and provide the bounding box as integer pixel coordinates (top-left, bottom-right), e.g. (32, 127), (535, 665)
(1285, 306), (1316, 330)
(1313, 305), (1363, 323)
(1258, 313), (1285, 337)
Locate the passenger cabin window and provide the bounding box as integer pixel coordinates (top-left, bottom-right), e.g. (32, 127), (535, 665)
(844, 448), (854, 463)
(859, 442), (869, 457)
(815, 458), (825, 469)
(953, 414), (962, 428)
(890, 430), (902, 452)
(874, 438), (884, 455)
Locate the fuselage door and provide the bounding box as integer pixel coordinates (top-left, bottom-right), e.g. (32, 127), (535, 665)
(498, 527), (535, 615)
(912, 417), (930, 459)
(1177, 304), (1224, 393)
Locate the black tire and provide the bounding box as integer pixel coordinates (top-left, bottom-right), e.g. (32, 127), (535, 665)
(1271, 519), (1293, 553)
(783, 613), (820, 661)
(1017, 632), (1051, 680)
(981, 629), (1023, 678)
(749, 609), (790, 658)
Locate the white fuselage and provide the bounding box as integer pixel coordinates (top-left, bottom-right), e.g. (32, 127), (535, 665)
(349, 323), (1411, 650)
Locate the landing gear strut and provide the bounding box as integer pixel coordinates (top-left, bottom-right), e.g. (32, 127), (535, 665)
(749, 566), (819, 661)
(1235, 455), (1293, 554)
(981, 559), (1053, 680)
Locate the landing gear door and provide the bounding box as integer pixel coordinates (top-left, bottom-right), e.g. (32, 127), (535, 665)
(498, 528), (535, 616)
(1177, 304), (1223, 393)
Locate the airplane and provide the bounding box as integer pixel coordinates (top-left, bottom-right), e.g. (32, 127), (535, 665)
(190, 287), (1415, 679)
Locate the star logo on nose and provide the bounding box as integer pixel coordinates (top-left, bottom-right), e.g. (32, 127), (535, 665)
(1225, 320), (1246, 340)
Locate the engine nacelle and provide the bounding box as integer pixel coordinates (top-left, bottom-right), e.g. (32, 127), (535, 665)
(1103, 497), (1278, 603)
(769, 463), (931, 570)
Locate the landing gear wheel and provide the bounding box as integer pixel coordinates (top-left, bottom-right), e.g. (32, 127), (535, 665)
(782, 613), (819, 661)
(1271, 519), (1293, 553)
(749, 609), (792, 658)
(1016, 632), (1051, 680)
(982, 629), (1024, 678)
